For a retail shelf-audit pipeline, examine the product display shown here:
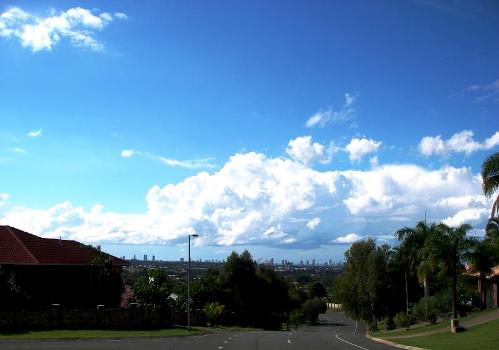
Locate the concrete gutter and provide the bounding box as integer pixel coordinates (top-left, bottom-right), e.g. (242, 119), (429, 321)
(366, 333), (427, 350)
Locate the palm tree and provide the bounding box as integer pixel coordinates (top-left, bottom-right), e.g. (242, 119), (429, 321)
(482, 152), (499, 218)
(430, 223), (476, 321)
(396, 221), (438, 320)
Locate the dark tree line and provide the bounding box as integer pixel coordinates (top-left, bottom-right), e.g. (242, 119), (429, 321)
(129, 250), (327, 329)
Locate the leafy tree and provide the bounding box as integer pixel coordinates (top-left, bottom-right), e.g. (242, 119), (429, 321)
(90, 245), (124, 307)
(308, 281), (327, 299)
(255, 266), (291, 328)
(133, 269), (172, 307)
(191, 268), (224, 311)
(218, 250), (258, 326)
(336, 239), (388, 330)
(193, 251), (291, 329)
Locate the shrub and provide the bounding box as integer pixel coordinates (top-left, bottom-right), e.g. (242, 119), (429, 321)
(302, 297), (327, 324)
(384, 316), (395, 330)
(393, 311), (410, 329)
(202, 302), (224, 327)
(412, 298), (438, 324)
(289, 309), (304, 324)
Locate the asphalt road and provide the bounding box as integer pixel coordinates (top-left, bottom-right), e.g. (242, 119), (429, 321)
(0, 312), (395, 350)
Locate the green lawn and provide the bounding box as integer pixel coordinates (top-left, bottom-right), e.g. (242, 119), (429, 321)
(0, 327), (202, 340)
(394, 318), (499, 350)
(371, 308), (499, 338)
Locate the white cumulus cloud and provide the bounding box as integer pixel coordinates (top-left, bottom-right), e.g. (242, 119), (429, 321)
(334, 233), (362, 244)
(443, 208), (489, 227)
(345, 137), (381, 162)
(419, 130), (499, 157)
(0, 6), (127, 52)
(286, 136), (334, 166)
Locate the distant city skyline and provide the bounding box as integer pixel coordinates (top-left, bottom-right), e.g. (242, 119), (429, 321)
(1, 1), (499, 262)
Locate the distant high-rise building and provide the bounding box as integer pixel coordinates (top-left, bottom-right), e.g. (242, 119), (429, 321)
(300, 260), (303, 266)
(329, 259), (333, 266)
(152, 255), (155, 262)
(133, 254), (136, 260)
(180, 257), (185, 262)
(312, 259), (316, 266)
(281, 259), (285, 266)
(306, 260), (310, 265)
(144, 254), (147, 261)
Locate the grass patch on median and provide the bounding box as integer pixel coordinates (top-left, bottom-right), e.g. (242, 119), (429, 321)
(0, 327), (202, 340)
(394, 318), (499, 350)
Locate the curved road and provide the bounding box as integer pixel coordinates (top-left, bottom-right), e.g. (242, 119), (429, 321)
(0, 312), (394, 350)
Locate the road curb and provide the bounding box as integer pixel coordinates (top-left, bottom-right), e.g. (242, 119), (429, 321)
(366, 333), (427, 350)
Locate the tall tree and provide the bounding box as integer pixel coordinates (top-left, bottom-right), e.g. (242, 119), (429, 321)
(482, 152), (499, 218)
(396, 221), (438, 319)
(430, 224), (476, 320)
(337, 239), (388, 330)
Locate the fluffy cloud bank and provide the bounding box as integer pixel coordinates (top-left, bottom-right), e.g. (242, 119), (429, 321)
(0, 146), (491, 248)
(419, 130), (499, 157)
(0, 7), (126, 51)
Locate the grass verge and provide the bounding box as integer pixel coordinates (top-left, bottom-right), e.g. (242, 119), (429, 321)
(372, 308), (498, 338)
(0, 327), (203, 340)
(393, 318), (499, 350)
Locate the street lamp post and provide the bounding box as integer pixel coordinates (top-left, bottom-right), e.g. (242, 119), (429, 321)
(187, 233), (198, 331)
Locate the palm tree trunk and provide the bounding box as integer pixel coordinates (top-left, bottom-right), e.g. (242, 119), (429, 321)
(452, 265), (458, 320)
(405, 270), (410, 329)
(424, 275), (429, 321)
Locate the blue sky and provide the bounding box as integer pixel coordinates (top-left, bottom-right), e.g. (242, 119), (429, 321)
(1, 0), (498, 262)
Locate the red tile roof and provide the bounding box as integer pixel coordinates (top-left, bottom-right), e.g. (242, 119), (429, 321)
(0, 225), (128, 266)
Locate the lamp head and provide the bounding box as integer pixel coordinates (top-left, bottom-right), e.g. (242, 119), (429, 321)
(191, 234), (199, 238)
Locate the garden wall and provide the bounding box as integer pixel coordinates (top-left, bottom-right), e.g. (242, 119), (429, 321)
(0, 307), (172, 330)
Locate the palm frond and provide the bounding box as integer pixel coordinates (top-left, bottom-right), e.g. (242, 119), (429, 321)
(481, 152), (499, 197)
